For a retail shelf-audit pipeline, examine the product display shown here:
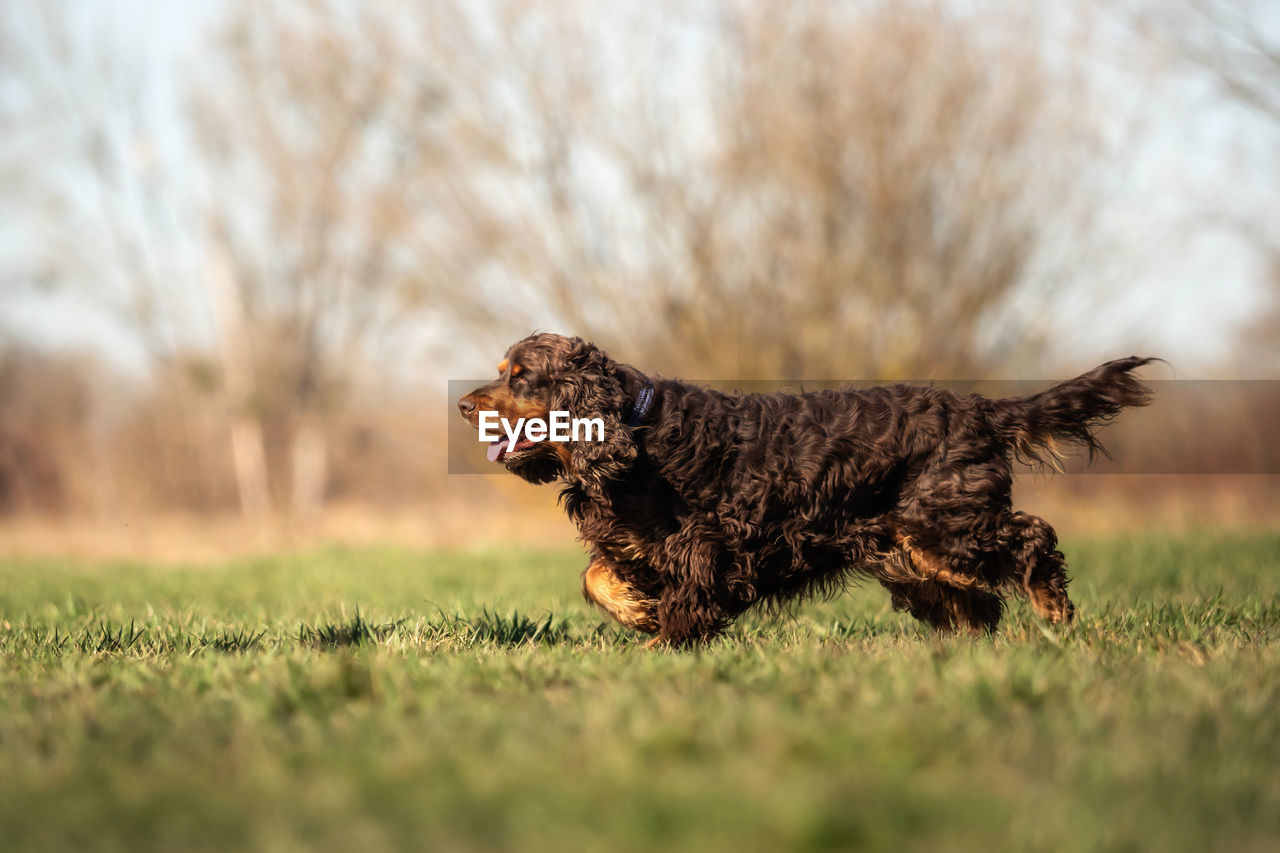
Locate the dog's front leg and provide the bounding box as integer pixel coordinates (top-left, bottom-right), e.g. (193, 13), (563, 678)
(654, 575), (729, 646)
(582, 556), (659, 634)
(648, 529), (734, 647)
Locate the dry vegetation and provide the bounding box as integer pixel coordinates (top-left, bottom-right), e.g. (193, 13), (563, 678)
(2, 340), (1276, 561)
(1, 0), (1277, 550)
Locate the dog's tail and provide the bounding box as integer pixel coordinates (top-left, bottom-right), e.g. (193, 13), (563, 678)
(989, 357), (1158, 468)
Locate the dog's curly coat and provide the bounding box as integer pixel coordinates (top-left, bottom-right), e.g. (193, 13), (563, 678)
(458, 333), (1155, 645)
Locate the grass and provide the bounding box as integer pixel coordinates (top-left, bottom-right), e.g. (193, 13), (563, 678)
(0, 532), (1277, 852)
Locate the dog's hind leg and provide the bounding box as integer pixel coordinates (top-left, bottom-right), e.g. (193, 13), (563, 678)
(880, 579), (1004, 635)
(1001, 512), (1074, 624)
(879, 543), (1005, 634)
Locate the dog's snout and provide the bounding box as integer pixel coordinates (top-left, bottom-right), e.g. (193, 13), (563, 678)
(458, 395), (478, 418)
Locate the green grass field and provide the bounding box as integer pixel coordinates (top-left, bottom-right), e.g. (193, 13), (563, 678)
(1, 532), (1278, 852)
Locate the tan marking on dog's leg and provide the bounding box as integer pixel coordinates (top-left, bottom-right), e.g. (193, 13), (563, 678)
(582, 559), (659, 634)
(889, 534), (1004, 634)
(1004, 512), (1075, 624)
(894, 534), (995, 592)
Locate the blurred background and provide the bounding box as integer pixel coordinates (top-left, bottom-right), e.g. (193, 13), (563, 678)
(0, 0), (1277, 559)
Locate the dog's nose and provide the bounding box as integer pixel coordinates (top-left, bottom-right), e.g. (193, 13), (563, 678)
(458, 396), (478, 418)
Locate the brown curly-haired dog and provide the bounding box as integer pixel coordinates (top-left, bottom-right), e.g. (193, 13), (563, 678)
(458, 333), (1155, 646)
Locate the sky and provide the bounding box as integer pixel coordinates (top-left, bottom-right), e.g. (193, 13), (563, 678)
(1, 0), (1277, 380)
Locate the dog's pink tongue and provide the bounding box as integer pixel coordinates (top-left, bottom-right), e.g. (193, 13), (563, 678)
(486, 439), (508, 463)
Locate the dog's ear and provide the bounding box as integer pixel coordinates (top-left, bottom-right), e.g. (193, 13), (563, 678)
(550, 338), (643, 494)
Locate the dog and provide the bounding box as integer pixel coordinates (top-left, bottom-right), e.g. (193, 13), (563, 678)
(458, 333), (1155, 645)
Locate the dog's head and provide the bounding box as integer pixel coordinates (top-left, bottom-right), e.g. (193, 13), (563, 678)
(457, 333), (650, 490)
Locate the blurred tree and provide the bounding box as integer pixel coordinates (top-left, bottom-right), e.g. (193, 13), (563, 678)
(0, 2), (278, 517)
(2, 1), (483, 518)
(1143, 0), (1280, 373)
(1183, 0), (1280, 374)
(1164, 0), (1280, 121)
(186, 2), (473, 518)
(3, 0), (1132, 518)
(437, 1), (1117, 380)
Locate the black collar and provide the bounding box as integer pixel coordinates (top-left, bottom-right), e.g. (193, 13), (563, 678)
(625, 384), (655, 427)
